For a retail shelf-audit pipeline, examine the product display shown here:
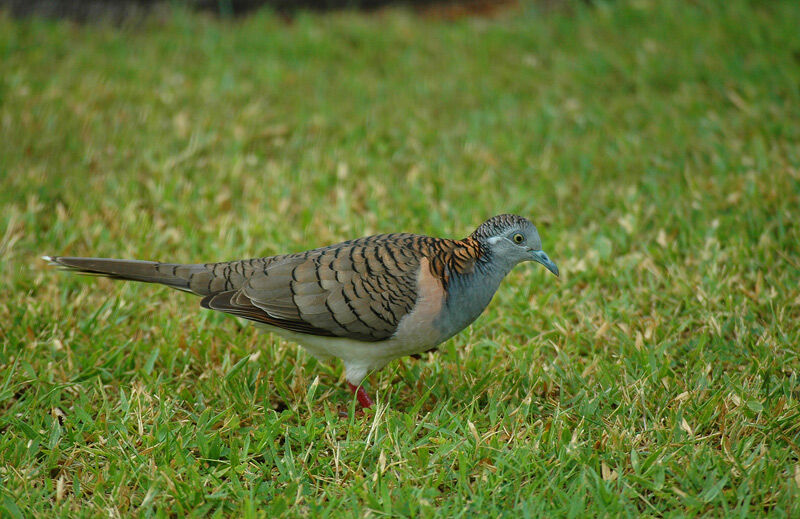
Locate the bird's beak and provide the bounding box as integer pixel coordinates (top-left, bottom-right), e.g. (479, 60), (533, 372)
(531, 250), (559, 277)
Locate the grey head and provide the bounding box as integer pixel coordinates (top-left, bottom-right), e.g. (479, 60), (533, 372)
(433, 214), (559, 343)
(470, 214), (559, 277)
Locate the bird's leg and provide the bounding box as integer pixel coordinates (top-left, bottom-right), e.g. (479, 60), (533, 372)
(347, 382), (374, 408)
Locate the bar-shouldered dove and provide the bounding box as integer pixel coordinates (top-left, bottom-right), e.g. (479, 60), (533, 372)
(44, 214), (558, 408)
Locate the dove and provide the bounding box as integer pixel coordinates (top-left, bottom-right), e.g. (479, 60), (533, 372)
(45, 214), (558, 408)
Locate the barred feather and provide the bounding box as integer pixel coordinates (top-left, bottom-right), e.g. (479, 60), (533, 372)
(45, 216), (525, 342)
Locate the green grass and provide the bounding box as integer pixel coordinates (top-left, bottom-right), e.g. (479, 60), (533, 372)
(1, 0), (800, 515)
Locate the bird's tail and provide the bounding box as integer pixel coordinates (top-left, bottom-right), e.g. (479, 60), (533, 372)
(42, 256), (209, 294)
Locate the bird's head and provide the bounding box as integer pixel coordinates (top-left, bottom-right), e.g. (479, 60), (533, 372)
(470, 214), (559, 276)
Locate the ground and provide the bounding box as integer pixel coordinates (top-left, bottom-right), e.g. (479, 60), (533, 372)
(1, 0), (799, 516)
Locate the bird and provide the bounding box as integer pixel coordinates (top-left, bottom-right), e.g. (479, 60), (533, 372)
(44, 214), (558, 408)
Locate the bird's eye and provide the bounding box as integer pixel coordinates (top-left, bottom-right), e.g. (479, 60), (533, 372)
(512, 233), (524, 244)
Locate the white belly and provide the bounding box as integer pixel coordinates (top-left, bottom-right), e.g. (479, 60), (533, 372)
(256, 324), (437, 385)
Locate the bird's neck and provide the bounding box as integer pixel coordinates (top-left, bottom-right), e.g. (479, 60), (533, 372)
(432, 241), (510, 341)
(425, 236), (509, 293)
(447, 249), (510, 300)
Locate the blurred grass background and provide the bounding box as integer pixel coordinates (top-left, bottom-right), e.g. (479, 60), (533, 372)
(1, 0), (800, 516)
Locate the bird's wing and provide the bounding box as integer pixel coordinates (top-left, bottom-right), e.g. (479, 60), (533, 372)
(201, 234), (428, 341)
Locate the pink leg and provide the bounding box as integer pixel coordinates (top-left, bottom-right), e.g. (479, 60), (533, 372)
(347, 382), (374, 408)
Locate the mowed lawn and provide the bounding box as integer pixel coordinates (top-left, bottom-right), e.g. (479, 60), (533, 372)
(1, 0), (799, 516)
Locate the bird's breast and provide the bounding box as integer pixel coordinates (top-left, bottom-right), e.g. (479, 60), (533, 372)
(390, 257), (449, 350)
(391, 258), (506, 349)
(433, 266), (506, 342)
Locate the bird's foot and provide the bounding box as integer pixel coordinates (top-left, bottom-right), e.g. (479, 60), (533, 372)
(347, 382), (374, 408)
